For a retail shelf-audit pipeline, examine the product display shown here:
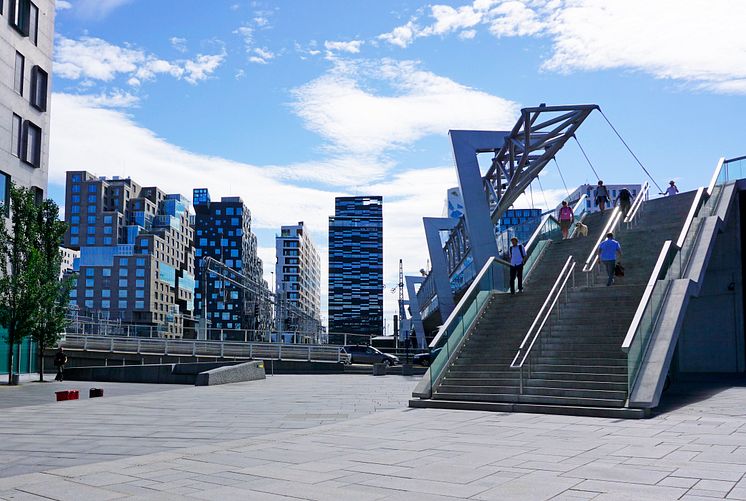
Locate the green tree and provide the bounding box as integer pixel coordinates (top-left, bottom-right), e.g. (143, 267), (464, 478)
(29, 199), (71, 382)
(0, 185), (41, 385)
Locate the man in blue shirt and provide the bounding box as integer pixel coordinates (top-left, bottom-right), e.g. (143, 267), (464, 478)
(597, 232), (622, 286)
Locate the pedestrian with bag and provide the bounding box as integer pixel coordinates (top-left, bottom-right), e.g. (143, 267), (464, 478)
(53, 347), (67, 382)
(595, 180), (610, 214)
(597, 232), (622, 286)
(508, 237), (526, 294)
(558, 200), (574, 239)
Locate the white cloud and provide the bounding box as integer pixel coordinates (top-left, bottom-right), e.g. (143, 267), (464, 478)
(56, 0), (72, 10)
(183, 52), (226, 84)
(378, 0), (746, 94)
(378, 21), (418, 48)
(74, 0), (134, 19)
(169, 37), (188, 53)
(71, 89), (141, 108)
(458, 30), (477, 40)
(55, 36), (225, 86)
(291, 58), (519, 155)
(249, 47), (275, 64)
(324, 40), (364, 54)
(541, 0), (746, 93)
(254, 16), (270, 27)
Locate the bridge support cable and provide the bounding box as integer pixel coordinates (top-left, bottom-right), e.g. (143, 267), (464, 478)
(572, 135), (602, 181)
(553, 157), (571, 199)
(599, 109), (664, 194)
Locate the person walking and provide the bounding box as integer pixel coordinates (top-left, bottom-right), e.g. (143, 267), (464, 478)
(508, 237), (526, 294)
(595, 181), (610, 214)
(53, 348), (67, 382)
(597, 232), (622, 286)
(558, 201), (574, 239)
(662, 180), (679, 196)
(616, 187), (634, 219)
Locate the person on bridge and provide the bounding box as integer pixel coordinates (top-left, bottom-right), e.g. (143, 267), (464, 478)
(662, 180), (679, 196)
(54, 348), (67, 382)
(615, 188), (634, 219)
(597, 232), (622, 286)
(595, 181), (610, 214)
(558, 201), (574, 239)
(508, 237), (526, 294)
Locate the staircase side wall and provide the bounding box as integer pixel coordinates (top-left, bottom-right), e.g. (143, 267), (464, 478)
(678, 188), (745, 373)
(629, 185), (741, 408)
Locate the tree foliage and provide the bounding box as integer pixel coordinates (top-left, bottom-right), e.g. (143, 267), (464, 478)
(0, 186), (41, 384)
(29, 199), (72, 382)
(0, 186), (69, 384)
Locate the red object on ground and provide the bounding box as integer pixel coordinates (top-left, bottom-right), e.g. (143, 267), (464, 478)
(68, 390), (79, 400)
(89, 388), (104, 398)
(55, 390), (70, 401)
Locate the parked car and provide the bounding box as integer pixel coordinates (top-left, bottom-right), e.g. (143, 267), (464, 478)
(343, 345), (399, 366)
(413, 347), (442, 367)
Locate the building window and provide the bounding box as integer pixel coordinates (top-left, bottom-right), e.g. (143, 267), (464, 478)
(11, 114), (21, 157)
(84, 300), (93, 309)
(101, 300), (110, 309)
(13, 51), (23, 95)
(118, 300), (127, 309)
(118, 290), (127, 298)
(70, 236), (78, 245)
(87, 215), (95, 224)
(70, 225), (78, 234)
(102, 289), (111, 298)
(103, 237), (112, 245)
(118, 269), (127, 277)
(0, 171), (9, 217)
(22, 120), (41, 168)
(102, 268), (111, 277)
(86, 236), (95, 245)
(71, 216), (79, 224)
(27, 1), (37, 44)
(118, 279), (127, 287)
(104, 215), (113, 224)
(9, 0), (32, 35)
(135, 301), (144, 309)
(135, 279), (144, 288)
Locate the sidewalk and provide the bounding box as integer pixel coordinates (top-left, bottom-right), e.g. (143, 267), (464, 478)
(2, 376), (746, 500)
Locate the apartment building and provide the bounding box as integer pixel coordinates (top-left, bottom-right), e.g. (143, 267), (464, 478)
(274, 221), (322, 338)
(193, 188), (270, 337)
(63, 171), (196, 338)
(328, 196), (384, 336)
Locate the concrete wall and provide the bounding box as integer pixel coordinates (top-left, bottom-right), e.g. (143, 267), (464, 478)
(677, 192), (745, 373)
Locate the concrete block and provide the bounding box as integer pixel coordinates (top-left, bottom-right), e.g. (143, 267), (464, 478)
(194, 361), (266, 386)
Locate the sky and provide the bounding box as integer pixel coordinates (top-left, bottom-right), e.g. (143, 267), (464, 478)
(48, 0), (746, 333)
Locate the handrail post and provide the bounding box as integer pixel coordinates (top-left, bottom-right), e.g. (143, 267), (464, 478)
(519, 366), (524, 395)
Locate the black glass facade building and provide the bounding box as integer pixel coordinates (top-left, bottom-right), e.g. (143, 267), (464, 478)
(328, 196), (383, 336)
(193, 188), (270, 335)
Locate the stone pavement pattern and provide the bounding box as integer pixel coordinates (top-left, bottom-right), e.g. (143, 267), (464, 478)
(3, 377), (746, 499)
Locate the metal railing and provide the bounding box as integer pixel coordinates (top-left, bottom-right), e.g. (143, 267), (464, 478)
(61, 334), (351, 364)
(623, 181), (649, 226)
(510, 256), (576, 393)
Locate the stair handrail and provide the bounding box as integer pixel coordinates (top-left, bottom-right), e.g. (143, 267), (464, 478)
(510, 257), (576, 393)
(429, 256), (497, 349)
(707, 157), (725, 196)
(623, 181), (649, 225)
(581, 205), (622, 273)
(511, 255), (574, 367)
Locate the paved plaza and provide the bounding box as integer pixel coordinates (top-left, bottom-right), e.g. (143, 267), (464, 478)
(1, 375), (746, 499)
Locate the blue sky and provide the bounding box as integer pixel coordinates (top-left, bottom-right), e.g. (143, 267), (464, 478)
(48, 0), (746, 329)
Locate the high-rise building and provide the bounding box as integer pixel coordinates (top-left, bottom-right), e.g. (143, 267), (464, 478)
(1, 1), (55, 376)
(275, 222), (321, 339)
(63, 172), (196, 338)
(328, 196), (384, 337)
(0, 0), (54, 209)
(193, 188), (270, 338)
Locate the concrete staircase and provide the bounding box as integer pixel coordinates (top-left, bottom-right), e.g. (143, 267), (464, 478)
(411, 192), (697, 418)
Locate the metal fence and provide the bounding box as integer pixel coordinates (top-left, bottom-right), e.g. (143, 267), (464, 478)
(61, 334), (351, 364)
